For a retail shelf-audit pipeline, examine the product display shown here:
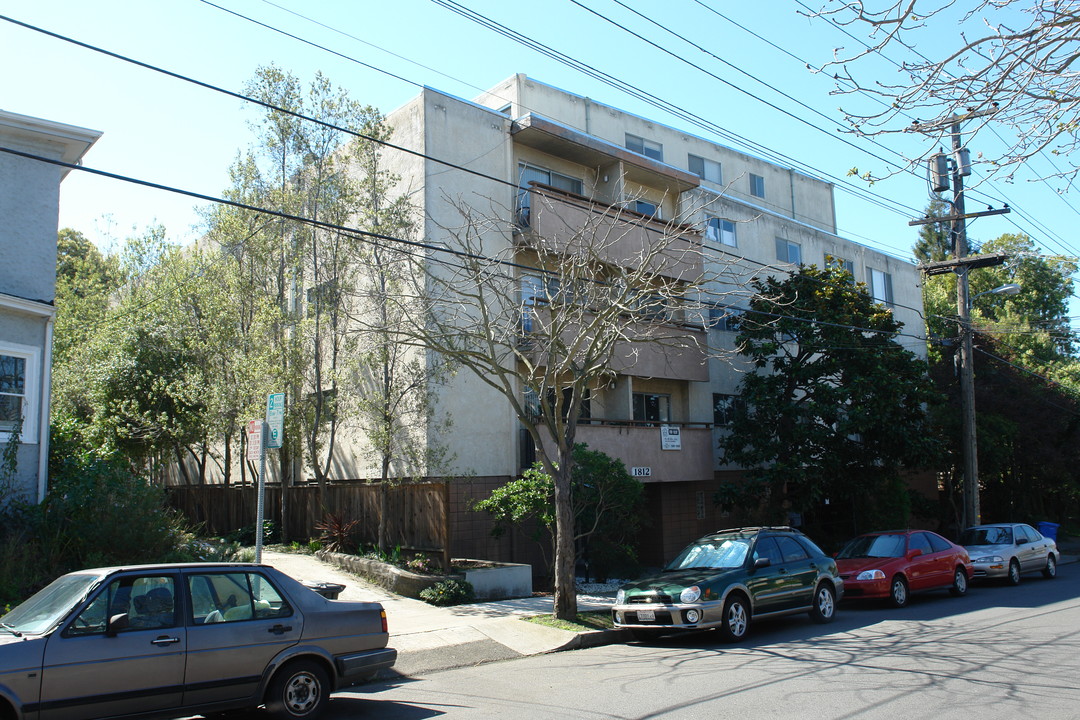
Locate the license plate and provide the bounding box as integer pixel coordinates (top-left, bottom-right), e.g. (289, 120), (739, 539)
(636, 609), (655, 622)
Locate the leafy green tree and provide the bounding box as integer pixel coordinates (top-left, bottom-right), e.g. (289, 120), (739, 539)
(718, 265), (942, 531)
(473, 444), (645, 582)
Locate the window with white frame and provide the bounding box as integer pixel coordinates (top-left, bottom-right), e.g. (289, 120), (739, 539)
(688, 154), (722, 183)
(705, 216), (737, 247)
(868, 268), (894, 305)
(707, 304), (744, 332)
(0, 341), (39, 443)
(633, 392), (670, 424)
(634, 200), (660, 218)
(626, 133), (663, 161)
(775, 238), (802, 265)
(749, 173), (765, 198)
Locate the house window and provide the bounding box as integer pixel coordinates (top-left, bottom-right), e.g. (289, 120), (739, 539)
(713, 393), (746, 426)
(707, 305), (744, 332)
(689, 154), (722, 183)
(775, 238), (802, 265)
(705, 216), (737, 247)
(868, 268), (894, 305)
(634, 200), (660, 218)
(749, 173), (765, 198)
(633, 393), (670, 424)
(0, 342), (39, 443)
(517, 164), (583, 225)
(825, 254), (855, 278)
(626, 133), (663, 161)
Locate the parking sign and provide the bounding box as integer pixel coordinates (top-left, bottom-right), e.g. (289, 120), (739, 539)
(266, 393), (285, 448)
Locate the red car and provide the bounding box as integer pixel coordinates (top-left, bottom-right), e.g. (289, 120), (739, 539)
(835, 530), (973, 607)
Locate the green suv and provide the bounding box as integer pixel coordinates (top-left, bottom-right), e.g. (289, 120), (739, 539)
(612, 526), (843, 642)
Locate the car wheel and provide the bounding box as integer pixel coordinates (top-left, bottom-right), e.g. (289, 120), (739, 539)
(1043, 554), (1057, 579)
(1007, 559), (1021, 586)
(265, 659), (330, 720)
(949, 567), (968, 596)
(889, 575), (909, 608)
(808, 583), (836, 624)
(718, 593), (750, 642)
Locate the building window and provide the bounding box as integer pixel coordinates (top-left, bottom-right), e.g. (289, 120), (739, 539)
(525, 387), (591, 422)
(634, 200), (660, 218)
(713, 393), (746, 426)
(705, 216), (736, 247)
(688, 154), (722, 183)
(626, 133), (663, 161)
(707, 304), (744, 332)
(775, 238), (802, 265)
(868, 268), (894, 305)
(749, 173), (765, 198)
(633, 392), (670, 424)
(0, 342), (38, 443)
(825, 254), (855, 278)
(517, 164), (583, 225)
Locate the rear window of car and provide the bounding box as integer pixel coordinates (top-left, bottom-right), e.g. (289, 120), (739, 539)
(188, 572), (292, 625)
(926, 533), (952, 553)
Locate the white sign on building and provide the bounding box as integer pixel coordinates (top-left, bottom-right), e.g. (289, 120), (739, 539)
(661, 424), (682, 450)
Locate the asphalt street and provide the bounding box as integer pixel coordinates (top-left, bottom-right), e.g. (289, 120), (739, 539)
(336, 568), (1080, 720)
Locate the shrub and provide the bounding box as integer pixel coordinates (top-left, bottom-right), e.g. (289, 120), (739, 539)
(405, 553), (439, 574)
(314, 512), (360, 553)
(224, 520), (280, 546)
(419, 579), (474, 606)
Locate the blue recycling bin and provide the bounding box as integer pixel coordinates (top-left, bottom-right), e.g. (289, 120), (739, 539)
(1037, 521), (1059, 541)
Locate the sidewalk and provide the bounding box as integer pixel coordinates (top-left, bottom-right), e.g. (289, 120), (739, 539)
(260, 551), (623, 677)
(263, 540), (1080, 678)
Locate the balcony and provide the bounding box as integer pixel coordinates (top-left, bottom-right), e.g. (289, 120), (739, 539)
(521, 185), (704, 281)
(533, 422), (714, 483)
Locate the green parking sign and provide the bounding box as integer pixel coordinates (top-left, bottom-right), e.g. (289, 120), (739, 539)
(266, 393), (285, 448)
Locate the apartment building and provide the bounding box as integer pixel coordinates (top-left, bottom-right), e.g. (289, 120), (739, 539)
(355, 75), (926, 566)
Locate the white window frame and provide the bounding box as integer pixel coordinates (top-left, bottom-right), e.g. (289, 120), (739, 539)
(626, 133), (663, 161)
(750, 173), (766, 198)
(0, 340), (40, 444)
(689, 154), (722, 184)
(775, 238), (802, 265)
(706, 216), (737, 247)
(868, 268), (895, 306)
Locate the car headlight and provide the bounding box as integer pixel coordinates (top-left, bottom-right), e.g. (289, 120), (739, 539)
(680, 585), (701, 603)
(973, 555), (1003, 563)
(856, 569), (886, 581)
(616, 589), (626, 605)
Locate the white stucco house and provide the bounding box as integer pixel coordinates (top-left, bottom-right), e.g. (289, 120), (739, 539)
(0, 110), (100, 504)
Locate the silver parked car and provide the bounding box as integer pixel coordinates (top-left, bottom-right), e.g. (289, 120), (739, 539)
(960, 523), (1059, 585)
(0, 563), (396, 720)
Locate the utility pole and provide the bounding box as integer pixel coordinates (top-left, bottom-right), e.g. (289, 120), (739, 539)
(908, 109), (1009, 530)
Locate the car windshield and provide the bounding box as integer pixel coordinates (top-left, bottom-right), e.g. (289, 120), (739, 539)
(838, 534), (907, 559)
(1, 573), (103, 635)
(961, 527), (1013, 545)
(665, 538), (750, 570)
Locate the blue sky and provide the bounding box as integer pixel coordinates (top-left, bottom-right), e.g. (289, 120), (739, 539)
(4, 0), (1076, 305)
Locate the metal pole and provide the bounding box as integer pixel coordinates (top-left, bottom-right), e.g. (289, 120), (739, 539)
(950, 119), (980, 529)
(255, 422), (267, 564)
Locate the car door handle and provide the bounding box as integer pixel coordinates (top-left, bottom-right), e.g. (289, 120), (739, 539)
(151, 636), (181, 646)
(268, 624), (293, 635)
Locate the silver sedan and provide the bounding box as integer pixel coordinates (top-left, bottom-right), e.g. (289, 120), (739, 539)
(0, 562), (396, 720)
(961, 523), (1059, 585)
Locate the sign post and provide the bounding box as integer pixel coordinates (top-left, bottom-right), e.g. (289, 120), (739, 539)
(246, 419), (267, 563)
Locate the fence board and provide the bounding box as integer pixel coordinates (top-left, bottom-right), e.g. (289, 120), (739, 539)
(166, 482), (449, 560)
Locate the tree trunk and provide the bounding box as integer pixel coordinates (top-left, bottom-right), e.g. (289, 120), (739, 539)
(552, 462), (578, 620)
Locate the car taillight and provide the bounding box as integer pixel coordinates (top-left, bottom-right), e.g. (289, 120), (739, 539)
(381, 609), (388, 633)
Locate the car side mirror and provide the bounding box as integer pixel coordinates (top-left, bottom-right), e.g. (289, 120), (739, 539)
(906, 549), (922, 560)
(754, 557), (772, 569)
(106, 613), (129, 637)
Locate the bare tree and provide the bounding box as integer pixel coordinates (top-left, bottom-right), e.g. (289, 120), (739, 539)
(810, 1), (1080, 185)
(387, 184), (722, 619)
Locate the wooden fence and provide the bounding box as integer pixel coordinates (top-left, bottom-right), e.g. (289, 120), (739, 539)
(166, 481), (451, 567)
